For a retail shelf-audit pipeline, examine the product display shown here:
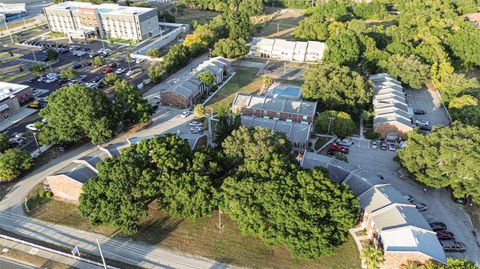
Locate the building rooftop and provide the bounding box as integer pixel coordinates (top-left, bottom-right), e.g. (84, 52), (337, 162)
(232, 93), (317, 118)
(359, 184), (410, 214)
(53, 162), (97, 184)
(0, 3), (26, 14)
(0, 82), (29, 102)
(371, 205), (431, 232)
(45, 1), (154, 15)
(240, 116), (311, 145)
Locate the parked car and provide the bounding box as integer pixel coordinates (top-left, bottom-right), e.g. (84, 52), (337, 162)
(189, 121), (203, 127)
(415, 202), (428, 212)
(436, 231), (455, 240)
(429, 222), (447, 231)
(419, 125), (432, 131)
(380, 141), (388, 150)
(27, 101), (40, 109)
(115, 68), (126, 74)
(181, 111), (191, 118)
(415, 119), (429, 126)
(440, 240), (466, 252)
(26, 123), (38, 131)
(135, 58), (144, 64)
(414, 109), (426, 115)
(336, 138), (354, 147)
(108, 62), (117, 68)
(388, 143), (396, 151)
(403, 195), (415, 204)
(371, 140), (378, 149)
(327, 143), (349, 154)
(190, 127), (203, 134)
(126, 70), (134, 76)
(102, 67), (113, 74)
(72, 63), (82, 69)
(9, 133), (25, 147)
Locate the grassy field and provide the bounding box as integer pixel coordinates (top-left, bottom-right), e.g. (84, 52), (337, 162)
(174, 8), (220, 25)
(205, 68), (263, 112)
(257, 8), (305, 39)
(29, 199), (360, 269)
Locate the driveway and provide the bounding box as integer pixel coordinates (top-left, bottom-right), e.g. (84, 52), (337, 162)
(347, 139), (480, 265)
(406, 88), (450, 127)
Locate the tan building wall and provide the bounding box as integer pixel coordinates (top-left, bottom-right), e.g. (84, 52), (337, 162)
(383, 252), (434, 269)
(46, 175), (84, 203)
(374, 122), (413, 139)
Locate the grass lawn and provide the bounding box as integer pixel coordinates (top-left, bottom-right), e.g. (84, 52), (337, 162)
(28, 199), (360, 269)
(314, 136), (332, 151)
(174, 8), (220, 25)
(205, 68), (262, 112)
(257, 9), (305, 39)
(0, 18), (36, 32)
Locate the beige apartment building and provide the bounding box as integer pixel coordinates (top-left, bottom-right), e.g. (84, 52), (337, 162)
(43, 1), (160, 41)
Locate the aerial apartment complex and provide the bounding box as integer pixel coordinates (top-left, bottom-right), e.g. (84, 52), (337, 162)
(43, 1), (160, 41)
(249, 37), (326, 62)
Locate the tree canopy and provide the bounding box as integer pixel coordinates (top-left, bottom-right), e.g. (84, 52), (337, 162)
(398, 122), (480, 203)
(0, 149), (32, 182)
(316, 110), (356, 138)
(39, 84), (117, 145)
(113, 80), (153, 125)
(325, 31), (361, 67)
(378, 54), (430, 89)
(302, 64), (372, 116)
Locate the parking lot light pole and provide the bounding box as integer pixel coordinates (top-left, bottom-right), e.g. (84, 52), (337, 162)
(327, 117), (335, 135)
(31, 49), (37, 62)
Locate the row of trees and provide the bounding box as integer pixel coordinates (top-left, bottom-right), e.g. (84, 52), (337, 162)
(181, 0), (264, 16)
(39, 81), (152, 145)
(79, 127), (359, 258)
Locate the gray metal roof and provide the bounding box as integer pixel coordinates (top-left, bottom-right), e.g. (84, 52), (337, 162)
(240, 116), (310, 145)
(233, 94), (317, 117)
(53, 162), (97, 184)
(371, 205), (431, 232)
(359, 184), (410, 214)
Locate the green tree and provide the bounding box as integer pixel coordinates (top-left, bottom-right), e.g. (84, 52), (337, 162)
(262, 76), (273, 89)
(45, 48), (59, 61)
(92, 56), (105, 68)
(194, 104), (206, 118)
(148, 64), (166, 83)
(212, 37), (248, 58)
(302, 64), (372, 116)
(28, 64), (45, 76)
(225, 11), (251, 41)
(104, 73), (119, 86)
(146, 48), (162, 58)
(448, 26), (480, 67)
(313, 0), (353, 21)
(398, 122), (480, 203)
(316, 110), (356, 138)
(0, 149), (32, 182)
(113, 80), (153, 125)
(379, 54), (430, 89)
(431, 60), (480, 101)
(293, 13), (330, 41)
(325, 31), (361, 67)
(214, 105), (240, 146)
(39, 84), (117, 145)
(198, 70), (216, 90)
(353, 1), (388, 20)
(222, 156), (359, 258)
(448, 95), (480, 127)
(361, 245), (384, 269)
(162, 44), (190, 73)
(60, 66), (77, 80)
(0, 133), (11, 153)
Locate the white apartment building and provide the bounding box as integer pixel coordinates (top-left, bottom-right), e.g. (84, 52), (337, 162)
(249, 37), (326, 62)
(43, 1), (160, 41)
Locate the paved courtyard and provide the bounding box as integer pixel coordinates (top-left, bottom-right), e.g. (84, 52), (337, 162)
(346, 138), (480, 265)
(406, 88), (450, 127)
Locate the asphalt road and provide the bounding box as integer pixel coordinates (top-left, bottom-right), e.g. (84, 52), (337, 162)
(0, 257), (36, 269)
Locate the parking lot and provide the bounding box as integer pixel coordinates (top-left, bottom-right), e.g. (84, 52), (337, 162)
(406, 88), (450, 127)
(346, 138), (480, 264)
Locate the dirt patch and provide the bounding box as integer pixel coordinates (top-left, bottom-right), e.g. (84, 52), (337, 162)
(257, 8), (305, 39)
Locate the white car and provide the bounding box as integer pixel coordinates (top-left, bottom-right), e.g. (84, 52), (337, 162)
(115, 68), (126, 74)
(336, 139), (354, 147)
(126, 70), (134, 76)
(189, 121), (203, 127)
(415, 119), (429, 126)
(371, 140), (378, 149)
(181, 111), (191, 118)
(26, 123), (38, 131)
(135, 58), (144, 64)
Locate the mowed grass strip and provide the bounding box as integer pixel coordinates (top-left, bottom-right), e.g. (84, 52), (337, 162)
(29, 200), (360, 269)
(205, 67), (262, 112)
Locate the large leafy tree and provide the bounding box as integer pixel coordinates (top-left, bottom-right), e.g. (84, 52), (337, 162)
(293, 13), (330, 41)
(0, 149), (32, 182)
(60, 66), (77, 80)
(316, 110), (356, 138)
(353, 1), (388, 20)
(0, 133), (10, 153)
(448, 95), (480, 127)
(113, 80), (153, 125)
(325, 31), (361, 67)
(225, 10), (251, 41)
(302, 64), (372, 116)
(162, 44), (190, 73)
(398, 123), (480, 203)
(361, 245), (384, 269)
(448, 26), (480, 67)
(198, 71), (216, 88)
(39, 84), (117, 145)
(148, 64), (166, 83)
(212, 37), (248, 59)
(222, 155), (359, 258)
(379, 54), (430, 89)
(214, 105), (240, 146)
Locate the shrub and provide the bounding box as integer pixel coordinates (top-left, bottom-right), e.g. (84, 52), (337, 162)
(365, 130), (381, 140)
(45, 191), (53, 198)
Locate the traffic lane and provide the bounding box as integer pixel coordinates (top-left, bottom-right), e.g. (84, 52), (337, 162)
(0, 257), (37, 269)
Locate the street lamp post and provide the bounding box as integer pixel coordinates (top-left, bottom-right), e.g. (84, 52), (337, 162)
(96, 239), (108, 269)
(327, 117), (335, 135)
(31, 49), (37, 62)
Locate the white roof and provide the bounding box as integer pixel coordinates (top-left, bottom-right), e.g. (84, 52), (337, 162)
(46, 1), (154, 15)
(381, 227), (447, 264)
(0, 82), (29, 102)
(0, 3), (26, 14)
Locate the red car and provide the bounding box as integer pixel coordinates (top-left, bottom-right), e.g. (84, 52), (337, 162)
(436, 231), (455, 240)
(328, 143), (349, 154)
(102, 67), (113, 74)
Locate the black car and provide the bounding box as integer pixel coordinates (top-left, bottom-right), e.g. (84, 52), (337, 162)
(430, 222), (447, 231)
(419, 125), (432, 131)
(414, 109), (426, 115)
(72, 63), (82, 69)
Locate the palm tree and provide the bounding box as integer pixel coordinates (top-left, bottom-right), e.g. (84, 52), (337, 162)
(361, 245), (384, 269)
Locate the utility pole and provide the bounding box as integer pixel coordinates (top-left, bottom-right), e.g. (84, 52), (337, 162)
(277, 23), (279, 35)
(31, 49), (37, 62)
(327, 117), (335, 135)
(96, 239), (108, 269)
(3, 20), (13, 44)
